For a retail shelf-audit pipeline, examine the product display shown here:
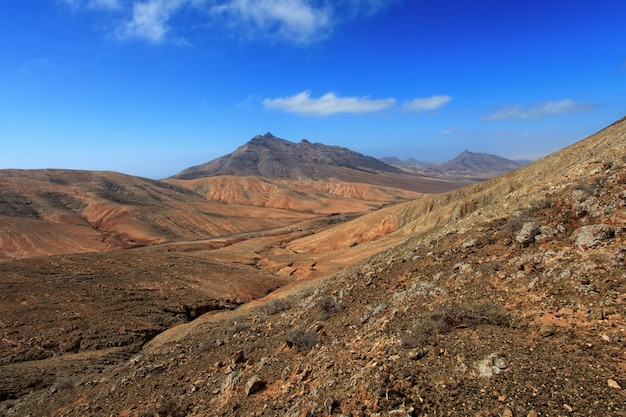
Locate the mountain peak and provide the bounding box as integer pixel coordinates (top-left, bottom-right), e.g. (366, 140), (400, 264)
(172, 134), (401, 180)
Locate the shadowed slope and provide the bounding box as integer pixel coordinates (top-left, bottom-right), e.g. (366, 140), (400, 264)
(172, 133), (402, 180)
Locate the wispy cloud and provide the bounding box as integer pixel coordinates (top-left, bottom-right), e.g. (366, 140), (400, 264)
(263, 91), (455, 116)
(60, 0), (122, 10)
(481, 99), (592, 121)
(212, 0), (332, 44)
(263, 90), (396, 116)
(402, 95), (451, 111)
(59, 0), (398, 44)
(118, 0), (187, 43)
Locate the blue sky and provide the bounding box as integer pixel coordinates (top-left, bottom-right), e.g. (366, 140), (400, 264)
(1, 0), (625, 179)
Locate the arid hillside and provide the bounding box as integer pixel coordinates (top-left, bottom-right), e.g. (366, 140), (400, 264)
(2, 118), (624, 416)
(0, 169), (317, 260)
(172, 133), (402, 180)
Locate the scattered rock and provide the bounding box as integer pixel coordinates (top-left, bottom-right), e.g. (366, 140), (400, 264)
(527, 411), (539, 417)
(244, 375), (264, 396)
(501, 407), (513, 417)
(539, 326), (555, 337)
(563, 403), (573, 412)
(408, 348), (427, 361)
(516, 222), (540, 246)
(233, 350), (245, 364)
(575, 225), (615, 249)
(493, 357), (507, 370)
(607, 379), (621, 389)
(462, 239), (478, 248)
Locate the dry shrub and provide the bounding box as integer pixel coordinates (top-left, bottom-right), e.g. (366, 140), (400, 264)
(226, 322), (250, 337)
(285, 328), (318, 351)
(137, 396), (186, 417)
(261, 298), (292, 315)
(316, 295), (344, 320)
(403, 303), (513, 348)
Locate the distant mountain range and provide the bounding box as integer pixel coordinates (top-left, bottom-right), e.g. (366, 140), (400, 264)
(380, 150), (527, 180)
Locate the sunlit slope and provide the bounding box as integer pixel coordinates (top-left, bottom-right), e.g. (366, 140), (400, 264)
(287, 116), (626, 253)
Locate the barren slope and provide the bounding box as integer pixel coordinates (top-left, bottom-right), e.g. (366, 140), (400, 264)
(0, 169), (316, 259)
(166, 176), (424, 214)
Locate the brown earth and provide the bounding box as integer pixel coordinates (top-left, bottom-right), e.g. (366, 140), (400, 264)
(1, 117), (625, 416)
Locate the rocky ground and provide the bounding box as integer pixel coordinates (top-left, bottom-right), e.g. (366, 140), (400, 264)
(1, 120), (624, 416)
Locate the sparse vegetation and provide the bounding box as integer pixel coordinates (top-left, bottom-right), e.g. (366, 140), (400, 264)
(137, 396), (186, 417)
(225, 322), (250, 337)
(504, 215), (533, 234)
(51, 376), (74, 392)
(261, 298), (292, 315)
(402, 303), (513, 348)
(316, 295), (344, 320)
(194, 336), (215, 354)
(285, 328), (318, 351)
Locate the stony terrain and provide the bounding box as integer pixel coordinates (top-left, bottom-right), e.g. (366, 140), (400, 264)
(0, 118), (624, 416)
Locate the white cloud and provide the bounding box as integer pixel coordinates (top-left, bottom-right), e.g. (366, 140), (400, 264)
(60, 0), (399, 44)
(119, 0), (187, 43)
(90, 0), (122, 9)
(402, 95), (452, 111)
(213, 0), (332, 44)
(263, 90), (396, 116)
(60, 0), (122, 10)
(481, 99), (592, 121)
(338, 0), (399, 18)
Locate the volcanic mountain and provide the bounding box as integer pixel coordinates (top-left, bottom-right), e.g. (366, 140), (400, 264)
(166, 134), (472, 213)
(172, 133), (402, 181)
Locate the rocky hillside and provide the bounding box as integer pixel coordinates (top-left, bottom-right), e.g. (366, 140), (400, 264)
(3, 119), (624, 416)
